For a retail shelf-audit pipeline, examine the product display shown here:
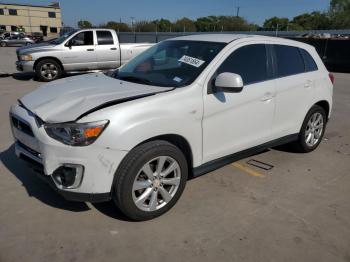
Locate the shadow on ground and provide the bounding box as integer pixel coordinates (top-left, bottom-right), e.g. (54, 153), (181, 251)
(0, 145), (90, 212)
(0, 144), (131, 220)
(12, 72), (37, 81)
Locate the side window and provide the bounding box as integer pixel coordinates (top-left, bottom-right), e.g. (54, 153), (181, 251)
(70, 31), (93, 46)
(0, 9), (4, 15)
(299, 48), (318, 72)
(216, 44), (268, 85)
(274, 45), (305, 77)
(96, 31), (114, 45)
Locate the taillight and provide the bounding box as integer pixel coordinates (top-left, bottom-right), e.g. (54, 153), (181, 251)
(329, 73), (335, 84)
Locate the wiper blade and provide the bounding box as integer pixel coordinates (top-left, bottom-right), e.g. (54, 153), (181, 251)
(117, 75), (153, 85)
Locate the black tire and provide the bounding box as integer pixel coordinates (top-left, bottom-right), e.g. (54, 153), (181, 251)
(35, 59), (62, 82)
(113, 140), (188, 221)
(293, 105), (327, 153)
(0, 42), (6, 47)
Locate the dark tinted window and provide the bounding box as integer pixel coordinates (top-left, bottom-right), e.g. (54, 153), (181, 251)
(299, 48), (318, 72)
(216, 44), (268, 85)
(11, 26), (17, 31)
(9, 9), (17, 15)
(0, 9), (4, 15)
(97, 31), (114, 45)
(50, 27), (57, 33)
(70, 31), (93, 46)
(274, 45), (305, 77)
(48, 12), (56, 18)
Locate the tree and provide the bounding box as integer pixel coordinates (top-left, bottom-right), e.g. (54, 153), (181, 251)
(154, 18), (172, 32)
(101, 21), (131, 32)
(77, 20), (92, 29)
(292, 12), (331, 30)
(263, 17), (290, 30)
(330, 0), (350, 12)
(134, 21), (157, 32)
(173, 18), (196, 32)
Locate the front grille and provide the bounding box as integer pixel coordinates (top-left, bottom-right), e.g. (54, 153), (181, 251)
(19, 153), (44, 175)
(11, 116), (34, 137)
(17, 141), (41, 158)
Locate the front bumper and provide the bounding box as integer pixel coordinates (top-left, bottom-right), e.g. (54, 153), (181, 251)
(10, 103), (128, 202)
(16, 60), (35, 72)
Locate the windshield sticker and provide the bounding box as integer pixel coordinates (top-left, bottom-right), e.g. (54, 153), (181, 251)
(173, 76), (182, 83)
(178, 55), (205, 68)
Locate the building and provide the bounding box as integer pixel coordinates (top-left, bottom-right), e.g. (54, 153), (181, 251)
(0, 2), (62, 37)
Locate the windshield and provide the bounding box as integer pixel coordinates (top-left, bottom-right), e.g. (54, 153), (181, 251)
(113, 40), (226, 87)
(49, 30), (77, 45)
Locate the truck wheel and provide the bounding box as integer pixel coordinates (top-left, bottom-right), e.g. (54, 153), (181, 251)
(0, 42), (6, 47)
(35, 59), (62, 82)
(113, 140), (188, 221)
(293, 105), (327, 153)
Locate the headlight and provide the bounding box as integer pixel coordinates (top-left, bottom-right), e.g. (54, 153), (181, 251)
(44, 120), (109, 146)
(20, 54), (33, 61)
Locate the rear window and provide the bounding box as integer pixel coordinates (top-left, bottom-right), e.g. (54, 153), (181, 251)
(299, 48), (318, 72)
(274, 45), (305, 78)
(97, 31), (114, 45)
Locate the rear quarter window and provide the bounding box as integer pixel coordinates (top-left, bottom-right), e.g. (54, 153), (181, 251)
(97, 31), (114, 45)
(299, 48), (318, 72)
(274, 45), (305, 78)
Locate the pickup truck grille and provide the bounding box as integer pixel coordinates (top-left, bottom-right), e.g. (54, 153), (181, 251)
(11, 116), (34, 137)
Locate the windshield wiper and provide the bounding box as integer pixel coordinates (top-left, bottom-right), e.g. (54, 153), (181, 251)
(117, 75), (154, 85)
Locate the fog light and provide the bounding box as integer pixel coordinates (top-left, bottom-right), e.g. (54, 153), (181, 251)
(52, 164), (84, 189)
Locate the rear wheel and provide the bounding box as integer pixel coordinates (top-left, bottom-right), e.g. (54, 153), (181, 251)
(293, 105), (327, 152)
(113, 140), (188, 221)
(35, 59), (62, 82)
(0, 41), (6, 47)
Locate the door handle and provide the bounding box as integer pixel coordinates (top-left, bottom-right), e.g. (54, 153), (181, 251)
(110, 47), (117, 50)
(304, 80), (312, 88)
(260, 92), (274, 102)
(87, 49), (94, 51)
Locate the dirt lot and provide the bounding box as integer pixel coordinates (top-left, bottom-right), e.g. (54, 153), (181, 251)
(0, 47), (349, 262)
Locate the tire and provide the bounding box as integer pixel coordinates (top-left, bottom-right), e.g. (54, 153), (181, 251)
(293, 105), (327, 153)
(35, 59), (62, 82)
(0, 42), (6, 47)
(113, 140), (188, 221)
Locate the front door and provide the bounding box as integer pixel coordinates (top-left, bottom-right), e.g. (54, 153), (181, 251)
(202, 43), (276, 163)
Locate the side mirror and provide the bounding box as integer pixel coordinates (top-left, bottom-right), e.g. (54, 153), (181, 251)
(214, 72), (244, 93)
(65, 40), (73, 48)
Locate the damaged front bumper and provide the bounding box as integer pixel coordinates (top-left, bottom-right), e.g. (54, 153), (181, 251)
(9, 103), (128, 203)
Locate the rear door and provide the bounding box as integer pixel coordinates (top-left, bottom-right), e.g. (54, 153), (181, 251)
(271, 44), (315, 138)
(202, 43), (276, 162)
(95, 30), (120, 69)
(62, 30), (98, 71)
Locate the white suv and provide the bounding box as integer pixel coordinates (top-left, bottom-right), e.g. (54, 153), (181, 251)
(10, 34), (333, 220)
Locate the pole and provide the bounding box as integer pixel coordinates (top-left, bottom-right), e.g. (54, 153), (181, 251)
(276, 23), (279, 37)
(236, 6), (240, 17)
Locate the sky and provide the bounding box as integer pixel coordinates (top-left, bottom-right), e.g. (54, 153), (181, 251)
(1, 0), (331, 26)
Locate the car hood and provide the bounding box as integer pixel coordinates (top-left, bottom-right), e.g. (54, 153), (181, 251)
(17, 42), (57, 54)
(19, 73), (173, 123)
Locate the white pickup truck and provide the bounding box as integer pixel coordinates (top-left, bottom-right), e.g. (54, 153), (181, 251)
(16, 29), (153, 81)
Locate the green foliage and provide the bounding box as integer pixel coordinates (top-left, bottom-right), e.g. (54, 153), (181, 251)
(77, 20), (92, 29)
(263, 17), (290, 30)
(100, 21), (131, 32)
(173, 17), (197, 32)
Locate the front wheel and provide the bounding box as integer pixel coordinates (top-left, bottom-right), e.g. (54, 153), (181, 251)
(35, 59), (62, 82)
(293, 105), (327, 153)
(0, 42), (6, 47)
(113, 140), (188, 221)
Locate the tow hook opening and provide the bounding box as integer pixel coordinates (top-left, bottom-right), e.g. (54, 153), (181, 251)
(52, 164), (84, 189)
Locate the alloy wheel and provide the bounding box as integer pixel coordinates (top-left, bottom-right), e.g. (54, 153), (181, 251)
(132, 156), (181, 212)
(305, 112), (324, 147)
(40, 63), (58, 80)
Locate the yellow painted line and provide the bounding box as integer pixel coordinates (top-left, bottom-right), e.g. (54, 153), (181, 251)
(231, 162), (264, 178)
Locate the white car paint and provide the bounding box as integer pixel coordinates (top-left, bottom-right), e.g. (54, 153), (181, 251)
(9, 34), (333, 200)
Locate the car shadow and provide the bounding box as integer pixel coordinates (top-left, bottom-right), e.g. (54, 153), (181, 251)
(12, 72), (36, 81)
(0, 145), (90, 212)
